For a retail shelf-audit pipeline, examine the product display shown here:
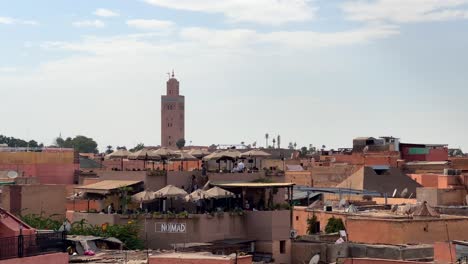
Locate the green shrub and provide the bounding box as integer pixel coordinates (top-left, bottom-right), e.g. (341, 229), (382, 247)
(325, 217), (345, 234)
(19, 212), (63, 231)
(306, 215), (319, 235)
(69, 219), (143, 250)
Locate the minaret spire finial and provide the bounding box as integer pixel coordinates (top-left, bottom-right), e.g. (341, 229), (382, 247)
(172, 69), (175, 78)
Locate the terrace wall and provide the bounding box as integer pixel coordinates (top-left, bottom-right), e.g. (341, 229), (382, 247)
(0, 252), (69, 264)
(0, 151), (77, 184)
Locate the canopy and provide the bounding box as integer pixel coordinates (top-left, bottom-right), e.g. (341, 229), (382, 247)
(203, 150), (241, 161)
(240, 149), (271, 158)
(74, 180), (142, 195)
(131, 190), (156, 202)
(188, 149), (211, 158)
(107, 149), (131, 159)
(153, 147), (178, 159)
(206, 186), (235, 199)
(412, 201), (440, 217)
(128, 149), (161, 160)
(154, 185), (188, 198)
(185, 189), (212, 201)
(211, 181), (295, 189)
(172, 152), (198, 161)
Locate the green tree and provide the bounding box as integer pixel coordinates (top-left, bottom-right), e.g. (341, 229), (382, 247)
(55, 135), (98, 153)
(325, 217), (345, 234)
(130, 143), (145, 152)
(105, 145), (113, 154)
(307, 214), (319, 235)
(176, 138), (186, 149)
(300, 146), (308, 157)
(0, 135), (41, 148)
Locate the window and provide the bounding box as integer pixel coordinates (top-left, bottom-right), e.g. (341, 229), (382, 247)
(279, 240), (286, 254)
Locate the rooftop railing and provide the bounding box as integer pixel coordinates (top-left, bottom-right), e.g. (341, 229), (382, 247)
(0, 231), (66, 261)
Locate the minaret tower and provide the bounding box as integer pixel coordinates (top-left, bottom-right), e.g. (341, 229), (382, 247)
(161, 70), (185, 148)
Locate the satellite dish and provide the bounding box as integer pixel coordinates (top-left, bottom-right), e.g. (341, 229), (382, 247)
(339, 199), (347, 208)
(59, 221), (71, 232)
(309, 254), (320, 264)
(400, 188), (408, 198)
(290, 229), (298, 239)
(7, 171), (18, 179)
(392, 189), (398, 198)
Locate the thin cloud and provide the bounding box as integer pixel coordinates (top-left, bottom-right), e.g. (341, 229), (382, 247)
(143, 0), (315, 25)
(126, 19), (174, 30)
(94, 8), (120, 17)
(342, 0), (468, 23)
(0, 16), (38, 25)
(72, 20), (105, 28)
(180, 25), (399, 49)
(0, 67), (17, 73)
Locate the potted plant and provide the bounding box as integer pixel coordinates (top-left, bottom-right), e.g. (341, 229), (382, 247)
(152, 212), (163, 219)
(177, 211), (189, 219)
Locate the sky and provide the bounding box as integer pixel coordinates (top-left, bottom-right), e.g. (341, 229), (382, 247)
(1, 0), (468, 151)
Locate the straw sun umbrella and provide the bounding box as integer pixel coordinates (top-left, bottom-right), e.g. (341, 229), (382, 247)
(154, 185), (188, 211)
(132, 190), (156, 210)
(240, 149), (271, 169)
(206, 186), (235, 199)
(128, 149), (161, 169)
(171, 152), (198, 171)
(203, 150), (242, 171)
(188, 149), (211, 169)
(108, 149), (132, 170)
(153, 147), (178, 170)
(206, 186), (235, 211)
(185, 189), (212, 202)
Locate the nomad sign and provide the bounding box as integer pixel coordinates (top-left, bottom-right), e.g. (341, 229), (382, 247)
(155, 222), (187, 233)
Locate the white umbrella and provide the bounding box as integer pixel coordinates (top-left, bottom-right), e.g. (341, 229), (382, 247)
(131, 190), (156, 203)
(206, 186), (235, 199)
(154, 185), (188, 198)
(185, 189), (212, 202)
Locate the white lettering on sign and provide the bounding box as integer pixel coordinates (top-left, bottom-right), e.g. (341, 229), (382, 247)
(156, 222), (187, 233)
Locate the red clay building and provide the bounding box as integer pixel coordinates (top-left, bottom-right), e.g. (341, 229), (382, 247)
(0, 148), (78, 184)
(400, 143), (448, 162)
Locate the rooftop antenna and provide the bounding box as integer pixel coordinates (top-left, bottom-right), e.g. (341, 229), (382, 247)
(392, 188), (398, 198)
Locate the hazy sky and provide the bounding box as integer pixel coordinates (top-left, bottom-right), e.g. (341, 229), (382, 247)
(1, 0), (468, 151)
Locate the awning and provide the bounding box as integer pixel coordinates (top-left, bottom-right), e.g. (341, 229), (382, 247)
(211, 181), (295, 188)
(74, 180), (142, 195)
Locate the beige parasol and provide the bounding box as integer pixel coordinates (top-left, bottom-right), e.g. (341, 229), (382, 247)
(154, 185), (188, 198)
(185, 189), (212, 202)
(206, 186), (235, 199)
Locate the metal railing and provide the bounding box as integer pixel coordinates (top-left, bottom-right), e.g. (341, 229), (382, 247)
(0, 232), (66, 260)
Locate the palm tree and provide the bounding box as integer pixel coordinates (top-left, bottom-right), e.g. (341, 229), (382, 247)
(265, 133), (269, 148)
(293, 142), (297, 149)
(272, 138), (276, 149)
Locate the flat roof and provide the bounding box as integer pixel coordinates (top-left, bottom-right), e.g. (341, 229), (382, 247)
(75, 180), (142, 195)
(211, 181), (295, 188)
(152, 252), (241, 260)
